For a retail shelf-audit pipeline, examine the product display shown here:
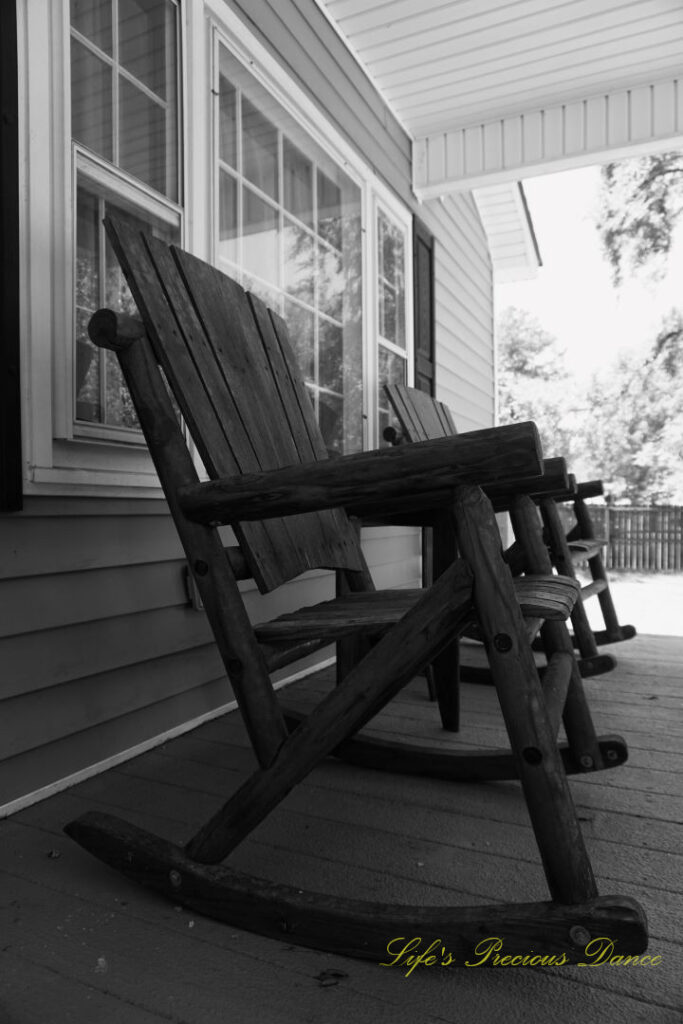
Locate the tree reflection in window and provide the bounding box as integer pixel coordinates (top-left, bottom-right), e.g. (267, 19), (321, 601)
(216, 46), (363, 454)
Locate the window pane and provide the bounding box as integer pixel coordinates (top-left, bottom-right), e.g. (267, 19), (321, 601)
(118, 0), (174, 99)
(74, 178), (179, 428)
(317, 171), (342, 250)
(219, 76), (237, 168)
(284, 300), (314, 383)
(283, 140), (313, 226)
(243, 188), (278, 286)
(75, 189), (102, 423)
(71, 0), (112, 53)
(242, 98), (278, 200)
(377, 347), (407, 443)
(219, 171), (238, 264)
(378, 210), (406, 349)
(319, 392), (344, 454)
(283, 219), (314, 305)
(119, 77), (174, 198)
(75, 307), (102, 423)
(380, 282), (398, 345)
(71, 37), (113, 160)
(318, 244), (343, 321)
(75, 188), (100, 309)
(318, 319), (343, 393)
(216, 43), (364, 453)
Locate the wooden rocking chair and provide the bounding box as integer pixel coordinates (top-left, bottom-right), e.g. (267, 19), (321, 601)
(64, 220), (647, 961)
(384, 384), (636, 680)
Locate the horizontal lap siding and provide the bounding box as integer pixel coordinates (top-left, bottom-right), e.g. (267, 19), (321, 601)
(418, 194), (495, 431)
(0, 498), (227, 809)
(3, 0), (492, 812)
(0, 499), (419, 811)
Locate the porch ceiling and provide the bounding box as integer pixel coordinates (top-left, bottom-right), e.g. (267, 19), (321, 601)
(318, 0), (683, 198)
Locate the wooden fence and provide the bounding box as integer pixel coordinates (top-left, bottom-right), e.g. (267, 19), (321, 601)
(558, 505), (683, 572)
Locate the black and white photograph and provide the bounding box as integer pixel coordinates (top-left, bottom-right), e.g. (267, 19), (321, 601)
(1, 1), (681, 1020)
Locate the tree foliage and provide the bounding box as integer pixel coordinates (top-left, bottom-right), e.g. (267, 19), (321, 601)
(497, 305), (683, 504)
(596, 152), (683, 286)
(496, 307), (579, 462)
(582, 351), (683, 503)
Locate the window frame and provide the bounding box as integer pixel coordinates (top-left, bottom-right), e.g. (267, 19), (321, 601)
(372, 191), (414, 444)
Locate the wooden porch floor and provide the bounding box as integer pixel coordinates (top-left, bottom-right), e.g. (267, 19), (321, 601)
(1, 633), (682, 1023)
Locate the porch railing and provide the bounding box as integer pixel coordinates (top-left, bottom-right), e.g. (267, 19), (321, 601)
(557, 505), (683, 572)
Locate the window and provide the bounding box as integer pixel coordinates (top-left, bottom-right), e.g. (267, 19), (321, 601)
(215, 44), (364, 454)
(70, 0), (181, 434)
(376, 207), (409, 443)
(20, 2), (413, 495)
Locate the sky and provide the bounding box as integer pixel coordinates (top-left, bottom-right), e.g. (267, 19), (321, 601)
(496, 165), (683, 381)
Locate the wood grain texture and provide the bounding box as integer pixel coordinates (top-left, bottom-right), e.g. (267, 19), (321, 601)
(184, 557), (476, 862)
(177, 423), (543, 523)
(453, 485), (597, 905)
(64, 810), (647, 963)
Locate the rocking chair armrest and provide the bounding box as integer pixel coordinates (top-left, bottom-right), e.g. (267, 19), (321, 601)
(350, 457), (572, 525)
(480, 457), (571, 509)
(177, 422), (543, 524)
(574, 479), (604, 500)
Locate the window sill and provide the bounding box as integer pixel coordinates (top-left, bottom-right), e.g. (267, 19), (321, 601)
(25, 436), (163, 499)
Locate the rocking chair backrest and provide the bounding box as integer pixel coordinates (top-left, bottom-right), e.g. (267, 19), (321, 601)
(105, 217), (366, 592)
(385, 383), (457, 442)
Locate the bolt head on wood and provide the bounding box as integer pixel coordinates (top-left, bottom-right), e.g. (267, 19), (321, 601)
(569, 925), (591, 946)
(169, 869), (182, 889)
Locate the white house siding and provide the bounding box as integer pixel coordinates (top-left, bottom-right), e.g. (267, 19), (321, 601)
(418, 193), (495, 432)
(0, 0), (494, 813)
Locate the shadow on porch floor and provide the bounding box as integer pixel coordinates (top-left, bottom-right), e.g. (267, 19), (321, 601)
(1, 634), (681, 1023)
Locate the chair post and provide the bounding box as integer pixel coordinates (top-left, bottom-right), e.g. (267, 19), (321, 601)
(539, 497), (612, 674)
(574, 496), (624, 639)
(335, 517), (376, 685)
(510, 495), (605, 773)
(431, 509), (461, 731)
(454, 486), (598, 903)
(90, 313), (290, 769)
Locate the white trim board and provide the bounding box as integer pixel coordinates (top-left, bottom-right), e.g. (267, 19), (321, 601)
(414, 77), (683, 198)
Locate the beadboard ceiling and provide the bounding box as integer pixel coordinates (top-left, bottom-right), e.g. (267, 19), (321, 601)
(319, 0), (683, 138)
(319, 0), (683, 274)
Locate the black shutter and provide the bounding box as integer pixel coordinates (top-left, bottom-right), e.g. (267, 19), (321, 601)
(0, 0), (22, 511)
(413, 216), (435, 396)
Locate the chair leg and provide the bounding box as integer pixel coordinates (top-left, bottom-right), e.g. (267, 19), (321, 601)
(335, 519), (377, 685)
(574, 497), (636, 643)
(539, 498), (619, 682)
(510, 496), (608, 774)
(431, 510), (462, 731)
(454, 486), (597, 904)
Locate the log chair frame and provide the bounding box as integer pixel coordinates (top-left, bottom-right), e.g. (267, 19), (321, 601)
(64, 221), (646, 961)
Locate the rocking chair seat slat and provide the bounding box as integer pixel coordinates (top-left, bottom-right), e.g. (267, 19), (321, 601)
(254, 576), (580, 643)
